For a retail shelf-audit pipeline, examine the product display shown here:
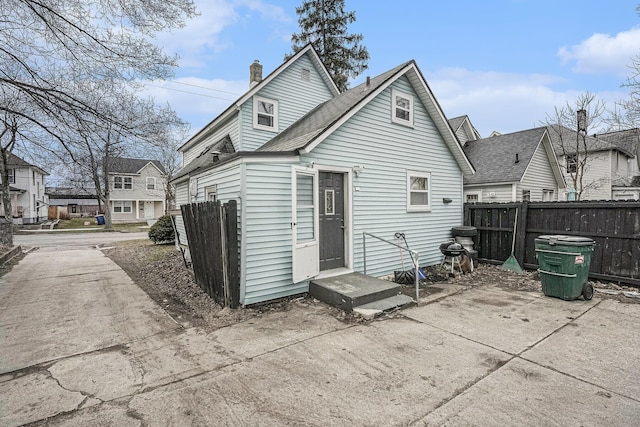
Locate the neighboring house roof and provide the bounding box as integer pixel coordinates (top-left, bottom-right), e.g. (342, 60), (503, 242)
(173, 135), (236, 181)
(464, 127), (556, 185)
(178, 44), (340, 153)
(546, 125), (635, 158)
(448, 115), (481, 142)
(597, 128), (640, 159)
(7, 152), (49, 175)
(46, 187), (98, 199)
(257, 60), (475, 175)
(108, 157), (166, 175)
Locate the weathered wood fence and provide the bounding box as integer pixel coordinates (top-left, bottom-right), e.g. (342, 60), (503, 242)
(464, 201), (640, 287)
(181, 200), (240, 308)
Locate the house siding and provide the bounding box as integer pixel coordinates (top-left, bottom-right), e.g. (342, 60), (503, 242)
(7, 166), (48, 223)
(174, 182), (189, 246)
(183, 116), (239, 165)
(518, 142), (559, 201)
(305, 77), (465, 277)
(559, 151), (612, 200)
(109, 163), (166, 222)
(464, 184), (513, 203)
(239, 53), (335, 152)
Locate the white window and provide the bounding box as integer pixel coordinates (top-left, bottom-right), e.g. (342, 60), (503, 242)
(253, 96), (278, 132)
(522, 190), (531, 202)
(113, 201), (132, 213)
(392, 89), (414, 126)
(565, 154), (577, 174)
(543, 189), (555, 201)
(407, 171), (431, 211)
(466, 192), (481, 203)
(8, 168), (14, 184)
(205, 185), (217, 202)
(146, 177), (156, 190)
(114, 176), (132, 190)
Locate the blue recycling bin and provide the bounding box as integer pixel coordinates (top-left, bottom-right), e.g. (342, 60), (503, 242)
(96, 215), (105, 225)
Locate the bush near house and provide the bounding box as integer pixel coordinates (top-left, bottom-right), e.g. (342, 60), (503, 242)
(148, 215), (175, 244)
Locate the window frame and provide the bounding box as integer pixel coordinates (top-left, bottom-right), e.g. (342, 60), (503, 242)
(466, 191), (481, 203)
(391, 89), (414, 127)
(8, 168), (14, 184)
(113, 200), (132, 213)
(205, 185), (217, 202)
(113, 176), (133, 190)
(542, 189), (555, 202)
(406, 170), (431, 212)
(253, 96), (279, 132)
(146, 177), (156, 190)
(522, 190), (531, 202)
(565, 154), (577, 174)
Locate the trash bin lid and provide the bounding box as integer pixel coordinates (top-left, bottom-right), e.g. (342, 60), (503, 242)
(535, 235), (595, 246)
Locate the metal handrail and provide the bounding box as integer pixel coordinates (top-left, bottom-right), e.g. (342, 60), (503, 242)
(362, 232), (420, 302)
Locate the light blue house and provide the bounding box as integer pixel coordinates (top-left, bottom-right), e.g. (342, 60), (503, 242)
(172, 45), (475, 305)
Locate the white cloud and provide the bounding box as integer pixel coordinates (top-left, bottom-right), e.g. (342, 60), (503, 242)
(558, 27), (640, 76)
(426, 68), (626, 137)
(155, 0), (290, 69)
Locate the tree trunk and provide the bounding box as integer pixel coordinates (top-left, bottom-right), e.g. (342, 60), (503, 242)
(0, 147), (14, 246)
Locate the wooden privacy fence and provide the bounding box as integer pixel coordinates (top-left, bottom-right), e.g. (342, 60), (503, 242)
(464, 201), (640, 287)
(181, 200), (240, 308)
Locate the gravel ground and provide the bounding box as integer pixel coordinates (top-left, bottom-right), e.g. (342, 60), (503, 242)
(102, 240), (640, 331)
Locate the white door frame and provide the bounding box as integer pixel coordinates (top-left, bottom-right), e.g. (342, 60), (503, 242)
(144, 201), (155, 219)
(291, 166), (319, 283)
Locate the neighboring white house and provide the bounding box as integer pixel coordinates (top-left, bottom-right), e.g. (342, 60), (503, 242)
(597, 128), (640, 200)
(172, 44), (475, 305)
(547, 125), (638, 200)
(0, 153), (49, 224)
(108, 157), (166, 223)
(462, 127), (565, 203)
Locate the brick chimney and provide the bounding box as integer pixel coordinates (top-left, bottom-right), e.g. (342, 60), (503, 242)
(250, 60), (262, 87)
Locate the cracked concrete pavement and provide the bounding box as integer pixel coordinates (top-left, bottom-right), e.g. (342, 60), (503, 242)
(1, 236), (639, 426)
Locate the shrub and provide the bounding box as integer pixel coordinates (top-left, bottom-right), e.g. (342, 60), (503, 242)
(148, 215), (175, 244)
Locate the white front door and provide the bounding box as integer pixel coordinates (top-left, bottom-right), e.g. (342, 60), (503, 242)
(291, 167), (319, 283)
(144, 201), (155, 219)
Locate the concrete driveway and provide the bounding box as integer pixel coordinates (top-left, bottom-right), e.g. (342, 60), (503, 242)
(1, 242), (639, 426)
(14, 230), (149, 251)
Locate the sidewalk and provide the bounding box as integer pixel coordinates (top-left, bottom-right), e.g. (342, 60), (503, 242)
(1, 247), (639, 426)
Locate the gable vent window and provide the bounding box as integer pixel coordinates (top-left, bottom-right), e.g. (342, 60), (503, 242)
(253, 96), (279, 132)
(391, 89), (414, 127)
(301, 68), (311, 81)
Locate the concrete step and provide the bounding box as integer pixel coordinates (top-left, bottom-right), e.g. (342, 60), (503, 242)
(310, 272), (408, 312)
(353, 294), (416, 319)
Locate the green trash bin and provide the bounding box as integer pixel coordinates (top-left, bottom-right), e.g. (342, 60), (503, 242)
(534, 235), (595, 301)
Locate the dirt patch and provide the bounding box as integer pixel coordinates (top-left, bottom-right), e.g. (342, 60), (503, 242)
(103, 240), (640, 331)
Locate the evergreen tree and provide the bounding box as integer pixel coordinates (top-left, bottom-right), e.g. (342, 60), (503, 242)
(290, 0), (369, 92)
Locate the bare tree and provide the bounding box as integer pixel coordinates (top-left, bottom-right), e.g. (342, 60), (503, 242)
(545, 92), (610, 200)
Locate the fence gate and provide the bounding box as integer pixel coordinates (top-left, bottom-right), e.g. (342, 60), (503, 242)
(180, 200), (239, 308)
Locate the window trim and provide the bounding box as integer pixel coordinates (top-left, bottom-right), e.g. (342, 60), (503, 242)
(8, 168), (14, 184)
(113, 200), (132, 213)
(542, 189), (555, 202)
(406, 170), (431, 212)
(205, 185), (217, 202)
(391, 89), (414, 127)
(522, 189), (531, 202)
(465, 191), (482, 203)
(146, 177), (156, 190)
(253, 96), (279, 132)
(114, 176), (133, 190)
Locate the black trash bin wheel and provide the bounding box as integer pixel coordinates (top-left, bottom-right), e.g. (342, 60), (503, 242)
(582, 283), (594, 301)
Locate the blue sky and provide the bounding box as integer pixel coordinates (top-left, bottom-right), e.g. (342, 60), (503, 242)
(147, 0), (640, 139)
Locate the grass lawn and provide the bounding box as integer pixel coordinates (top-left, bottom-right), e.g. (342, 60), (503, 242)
(53, 217), (149, 232)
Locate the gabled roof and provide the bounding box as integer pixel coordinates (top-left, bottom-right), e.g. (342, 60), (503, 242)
(108, 157), (166, 175)
(448, 115), (481, 142)
(546, 125), (635, 157)
(257, 61), (475, 175)
(173, 135), (236, 181)
(178, 44), (340, 153)
(464, 127), (551, 185)
(7, 152), (48, 175)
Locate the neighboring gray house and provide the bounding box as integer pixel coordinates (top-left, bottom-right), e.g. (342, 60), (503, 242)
(108, 157), (167, 223)
(598, 128), (640, 200)
(463, 127), (565, 203)
(172, 44), (475, 305)
(547, 125), (638, 200)
(0, 153), (49, 224)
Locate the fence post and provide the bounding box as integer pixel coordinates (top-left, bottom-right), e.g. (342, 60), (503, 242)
(515, 201), (528, 264)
